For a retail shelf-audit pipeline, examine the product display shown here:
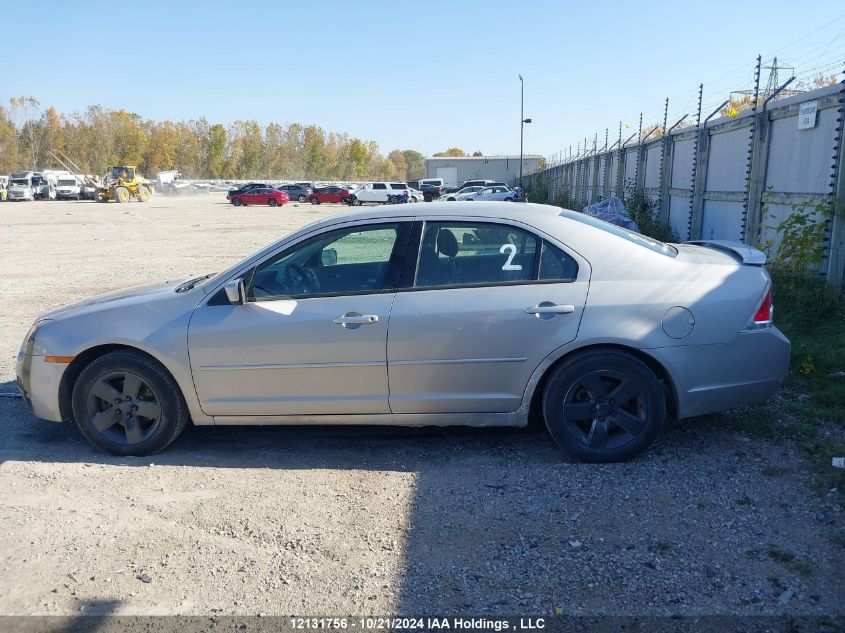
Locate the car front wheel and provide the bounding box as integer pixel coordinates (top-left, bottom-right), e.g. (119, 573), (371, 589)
(269, 198), (278, 207)
(298, 194), (306, 203)
(542, 349), (666, 463)
(72, 351), (190, 456)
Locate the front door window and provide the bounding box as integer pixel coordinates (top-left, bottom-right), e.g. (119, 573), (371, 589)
(250, 223), (408, 299)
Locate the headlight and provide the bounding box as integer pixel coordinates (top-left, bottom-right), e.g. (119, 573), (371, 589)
(21, 318), (55, 355)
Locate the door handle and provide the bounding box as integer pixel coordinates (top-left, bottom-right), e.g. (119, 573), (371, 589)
(525, 304), (575, 316)
(332, 313), (379, 327)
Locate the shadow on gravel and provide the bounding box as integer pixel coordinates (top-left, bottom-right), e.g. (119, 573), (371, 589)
(0, 386), (558, 470)
(3, 380), (840, 615)
(0, 379), (718, 473)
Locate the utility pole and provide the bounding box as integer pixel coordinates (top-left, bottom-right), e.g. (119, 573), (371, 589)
(519, 74), (532, 188)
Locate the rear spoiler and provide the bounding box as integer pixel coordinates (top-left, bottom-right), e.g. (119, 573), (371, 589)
(685, 240), (766, 265)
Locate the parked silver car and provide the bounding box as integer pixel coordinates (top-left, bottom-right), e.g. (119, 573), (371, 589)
(17, 202), (789, 462)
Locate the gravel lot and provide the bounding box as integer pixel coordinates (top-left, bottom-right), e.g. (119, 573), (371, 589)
(0, 195), (842, 617)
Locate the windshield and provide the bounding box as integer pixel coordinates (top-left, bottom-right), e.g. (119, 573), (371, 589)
(562, 211), (677, 257)
(58, 179), (77, 186)
(11, 179), (28, 186)
(112, 167), (134, 180)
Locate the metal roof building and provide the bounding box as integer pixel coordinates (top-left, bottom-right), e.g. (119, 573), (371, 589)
(425, 155), (543, 188)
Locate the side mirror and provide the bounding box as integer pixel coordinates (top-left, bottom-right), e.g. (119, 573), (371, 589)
(224, 278), (246, 305)
(321, 248), (338, 266)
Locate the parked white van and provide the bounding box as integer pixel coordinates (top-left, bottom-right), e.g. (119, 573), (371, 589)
(8, 171), (36, 201)
(349, 182), (410, 205)
(56, 175), (83, 199)
(32, 172), (58, 200)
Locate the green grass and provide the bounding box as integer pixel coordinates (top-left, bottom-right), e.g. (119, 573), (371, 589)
(767, 546), (814, 577)
(773, 272), (845, 429)
(716, 271), (845, 504)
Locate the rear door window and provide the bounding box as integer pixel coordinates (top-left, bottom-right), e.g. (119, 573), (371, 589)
(414, 222), (538, 288)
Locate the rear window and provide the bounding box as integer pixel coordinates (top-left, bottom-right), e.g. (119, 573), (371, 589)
(390, 183), (407, 190)
(562, 211), (677, 257)
(372, 183), (387, 189)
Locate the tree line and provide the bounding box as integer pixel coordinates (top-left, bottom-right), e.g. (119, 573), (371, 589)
(0, 97), (428, 182)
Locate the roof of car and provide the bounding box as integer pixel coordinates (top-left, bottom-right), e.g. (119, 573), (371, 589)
(315, 201), (565, 226)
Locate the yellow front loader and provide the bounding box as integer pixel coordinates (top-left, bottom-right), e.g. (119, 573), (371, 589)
(96, 166), (154, 203)
(47, 151), (154, 204)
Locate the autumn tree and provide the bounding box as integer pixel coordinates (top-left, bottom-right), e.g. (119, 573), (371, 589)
(0, 105), (19, 173)
(206, 123), (227, 178)
(433, 147), (466, 157)
(386, 150), (407, 181)
(402, 149), (425, 180)
(1, 97), (429, 182)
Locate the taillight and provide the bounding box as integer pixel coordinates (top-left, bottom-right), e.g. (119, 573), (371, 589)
(745, 287), (773, 330)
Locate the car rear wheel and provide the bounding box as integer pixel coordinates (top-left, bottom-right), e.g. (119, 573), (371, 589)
(71, 351), (190, 456)
(232, 198), (242, 206)
(542, 349), (665, 463)
(505, 197), (513, 202)
(311, 197), (319, 204)
(298, 194), (306, 203)
(269, 198), (278, 207)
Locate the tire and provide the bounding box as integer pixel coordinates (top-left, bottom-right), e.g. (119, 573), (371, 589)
(114, 186), (130, 203)
(353, 198), (362, 206)
(411, 196), (418, 203)
(269, 198), (278, 207)
(232, 197), (242, 206)
(137, 185), (151, 202)
(541, 349), (666, 463)
(310, 198), (319, 204)
(424, 194), (432, 202)
(298, 194), (306, 203)
(505, 197), (513, 202)
(71, 350), (190, 456)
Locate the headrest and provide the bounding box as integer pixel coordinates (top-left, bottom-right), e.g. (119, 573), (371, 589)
(437, 229), (459, 257)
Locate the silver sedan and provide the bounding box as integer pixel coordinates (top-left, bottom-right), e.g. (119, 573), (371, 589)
(16, 202), (790, 462)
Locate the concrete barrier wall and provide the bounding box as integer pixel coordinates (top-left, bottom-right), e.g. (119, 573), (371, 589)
(535, 83), (845, 288)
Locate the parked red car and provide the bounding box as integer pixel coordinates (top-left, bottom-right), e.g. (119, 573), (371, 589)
(230, 187), (289, 207)
(306, 186), (350, 204)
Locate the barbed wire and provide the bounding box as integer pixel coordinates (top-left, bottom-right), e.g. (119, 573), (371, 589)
(549, 16), (845, 160)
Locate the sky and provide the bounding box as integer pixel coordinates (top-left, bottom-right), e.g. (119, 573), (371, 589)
(2, 0), (844, 159)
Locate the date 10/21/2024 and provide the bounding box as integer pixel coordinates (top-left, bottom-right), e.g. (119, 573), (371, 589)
(290, 617), (547, 631)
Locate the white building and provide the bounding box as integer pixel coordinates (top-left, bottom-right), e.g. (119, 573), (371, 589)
(425, 155), (543, 188)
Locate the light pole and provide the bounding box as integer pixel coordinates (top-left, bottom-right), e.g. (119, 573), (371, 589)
(519, 74), (532, 188)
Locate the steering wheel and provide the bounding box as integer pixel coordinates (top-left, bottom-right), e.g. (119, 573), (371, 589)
(284, 263), (319, 295)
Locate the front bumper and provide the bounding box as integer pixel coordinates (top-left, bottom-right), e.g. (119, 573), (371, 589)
(649, 327), (791, 419)
(16, 351), (66, 422)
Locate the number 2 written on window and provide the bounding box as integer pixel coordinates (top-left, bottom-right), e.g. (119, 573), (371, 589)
(500, 244), (522, 271)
